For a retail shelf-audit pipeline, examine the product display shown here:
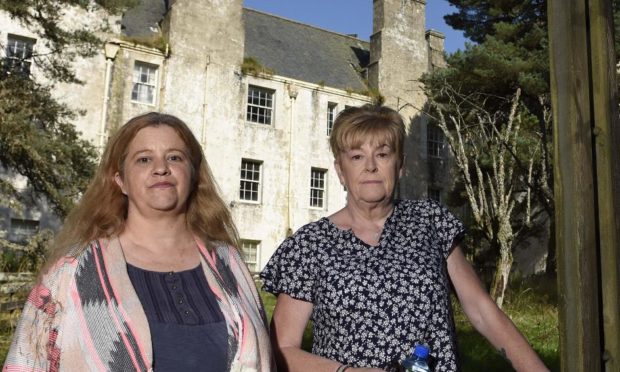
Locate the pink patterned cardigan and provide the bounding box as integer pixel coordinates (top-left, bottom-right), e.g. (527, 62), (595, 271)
(3, 238), (273, 371)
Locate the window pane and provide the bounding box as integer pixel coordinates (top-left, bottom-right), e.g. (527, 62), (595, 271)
(240, 159), (262, 202)
(327, 103), (337, 136)
(132, 62), (158, 104)
(247, 86), (274, 125)
(4, 35), (36, 77)
(240, 240), (260, 272)
(310, 168), (326, 208)
(427, 124), (444, 158)
(10, 218), (39, 243)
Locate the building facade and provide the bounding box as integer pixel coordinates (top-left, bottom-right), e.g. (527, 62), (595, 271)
(0, 0), (448, 272)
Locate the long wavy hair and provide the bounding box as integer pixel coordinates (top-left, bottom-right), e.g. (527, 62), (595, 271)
(43, 112), (239, 273)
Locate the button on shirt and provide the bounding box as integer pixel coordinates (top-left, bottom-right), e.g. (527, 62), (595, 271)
(127, 263), (229, 371)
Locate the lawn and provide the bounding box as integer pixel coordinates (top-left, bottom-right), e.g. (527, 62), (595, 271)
(1, 276), (559, 371)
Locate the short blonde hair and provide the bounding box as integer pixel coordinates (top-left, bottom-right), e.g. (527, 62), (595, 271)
(329, 104), (406, 166)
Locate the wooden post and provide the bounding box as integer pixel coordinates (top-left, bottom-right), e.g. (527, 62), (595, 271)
(590, 0), (620, 370)
(548, 0), (620, 370)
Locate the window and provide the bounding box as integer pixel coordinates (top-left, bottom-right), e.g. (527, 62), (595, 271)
(3, 35), (35, 76)
(427, 124), (444, 158)
(240, 240), (260, 273)
(240, 159), (262, 202)
(131, 61), (158, 104)
(310, 168), (327, 208)
(246, 86), (274, 125)
(428, 187), (441, 202)
(10, 218), (39, 243)
(326, 102), (337, 136)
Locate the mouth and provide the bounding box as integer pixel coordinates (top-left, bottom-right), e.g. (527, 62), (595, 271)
(150, 182), (174, 188)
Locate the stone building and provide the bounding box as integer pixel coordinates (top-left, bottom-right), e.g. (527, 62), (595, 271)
(0, 0), (448, 272)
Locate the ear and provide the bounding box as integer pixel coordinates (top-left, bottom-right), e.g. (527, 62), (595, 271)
(114, 172), (127, 195)
(334, 159), (345, 186)
(398, 155), (405, 180)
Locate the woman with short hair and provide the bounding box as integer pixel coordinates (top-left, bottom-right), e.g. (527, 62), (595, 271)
(5, 112), (272, 371)
(261, 104), (547, 371)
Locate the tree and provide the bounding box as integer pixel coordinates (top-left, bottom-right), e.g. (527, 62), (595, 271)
(428, 85), (545, 307)
(423, 0), (556, 281)
(0, 0), (135, 247)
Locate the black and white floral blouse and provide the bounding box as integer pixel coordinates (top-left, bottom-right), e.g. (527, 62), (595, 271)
(261, 199), (465, 371)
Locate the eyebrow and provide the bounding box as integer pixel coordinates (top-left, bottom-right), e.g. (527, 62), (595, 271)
(128, 148), (188, 158)
(344, 143), (393, 151)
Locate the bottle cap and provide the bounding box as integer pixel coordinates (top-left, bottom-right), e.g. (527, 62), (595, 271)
(414, 344), (429, 359)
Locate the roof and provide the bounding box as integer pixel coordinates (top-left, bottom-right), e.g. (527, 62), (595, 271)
(121, 0), (168, 38)
(243, 9), (369, 91)
(121, 2), (370, 91)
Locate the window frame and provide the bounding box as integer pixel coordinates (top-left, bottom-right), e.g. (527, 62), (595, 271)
(427, 123), (444, 159)
(310, 167), (327, 209)
(240, 240), (261, 273)
(239, 159), (262, 203)
(9, 218), (39, 243)
(131, 61), (159, 105)
(4, 34), (36, 77)
(326, 102), (337, 136)
(246, 85), (275, 125)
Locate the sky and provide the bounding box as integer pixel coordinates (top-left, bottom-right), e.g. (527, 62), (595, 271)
(242, 0), (470, 54)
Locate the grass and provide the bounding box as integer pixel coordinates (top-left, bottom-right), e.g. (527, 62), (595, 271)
(452, 278), (560, 371)
(0, 310), (21, 364)
(0, 276), (559, 371)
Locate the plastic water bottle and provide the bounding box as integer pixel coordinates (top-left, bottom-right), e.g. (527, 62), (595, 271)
(401, 344), (431, 372)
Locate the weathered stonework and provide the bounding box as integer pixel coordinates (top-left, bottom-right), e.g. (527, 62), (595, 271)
(1, 0), (445, 271)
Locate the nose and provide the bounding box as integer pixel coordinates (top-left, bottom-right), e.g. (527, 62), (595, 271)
(365, 157), (378, 172)
(152, 157), (170, 176)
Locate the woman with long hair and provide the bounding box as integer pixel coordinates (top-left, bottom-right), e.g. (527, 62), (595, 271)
(5, 112), (272, 371)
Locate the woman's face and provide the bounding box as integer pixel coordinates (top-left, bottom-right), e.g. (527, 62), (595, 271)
(114, 125), (193, 218)
(335, 140), (403, 206)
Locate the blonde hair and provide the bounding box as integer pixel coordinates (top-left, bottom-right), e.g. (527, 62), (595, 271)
(44, 112), (239, 272)
(329, 104), (406, 166)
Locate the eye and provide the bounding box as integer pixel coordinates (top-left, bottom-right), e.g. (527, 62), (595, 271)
(168, 154), (184, 162)
(136, 156), (150, 164)
(377, 152), (388, 158)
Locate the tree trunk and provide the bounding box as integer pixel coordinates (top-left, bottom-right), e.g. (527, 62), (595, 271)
(489, 243), (513, 309)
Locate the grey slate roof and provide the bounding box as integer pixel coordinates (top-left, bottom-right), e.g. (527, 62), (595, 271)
(243, 9), (369, 91)
(120, 2), (369, 91)
(121, 0), (168, 38)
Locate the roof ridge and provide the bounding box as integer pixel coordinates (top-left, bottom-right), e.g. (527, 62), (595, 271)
(242, 7), (369, 43)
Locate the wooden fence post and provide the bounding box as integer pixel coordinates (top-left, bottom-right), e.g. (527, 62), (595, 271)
(589, 0), (620, 370)
(548, 0), (620, 370)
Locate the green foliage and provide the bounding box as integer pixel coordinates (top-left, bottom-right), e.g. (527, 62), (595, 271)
(0, 0), (136, 221)
(424, 0), (557, 275)
(0, 230), (52, 272)
(121, 34), (169, 54)
(454, 274), (559, 371)
(241, 57), (275, 76)
(444, 0), (546, 45)
(0, 0), (135, 83)
(0, 76), (97, 217)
